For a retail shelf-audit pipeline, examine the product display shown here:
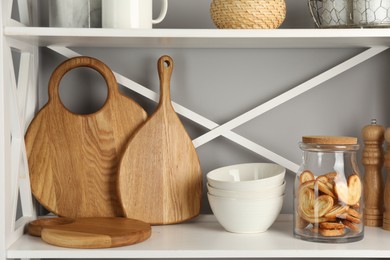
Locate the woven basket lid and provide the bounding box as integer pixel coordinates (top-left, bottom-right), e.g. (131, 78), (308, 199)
(210, 0), (286, 29)
(302, 136), (358, 145)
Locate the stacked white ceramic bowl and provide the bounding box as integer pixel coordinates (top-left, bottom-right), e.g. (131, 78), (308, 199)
(207, 163), (286, 233)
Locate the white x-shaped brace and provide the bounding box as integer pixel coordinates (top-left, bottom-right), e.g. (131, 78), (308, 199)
(3, 0), (40, 246)
(48, 46), (388, 174)
(6, 37), (38, 243)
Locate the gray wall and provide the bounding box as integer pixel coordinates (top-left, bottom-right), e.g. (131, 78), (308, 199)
(37, 0), (390, 215)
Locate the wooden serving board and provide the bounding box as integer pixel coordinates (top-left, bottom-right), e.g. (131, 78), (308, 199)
(41, 217), (151, 248)
(28, 217), (74, 237)
(118, 55), (202, 225)
(25, 57), (147, 218)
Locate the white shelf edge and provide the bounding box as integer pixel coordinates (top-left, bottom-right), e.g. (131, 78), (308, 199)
(5, 27), (390, 38)
(4, 27), (390, 48)
(7, 214), (390, 259)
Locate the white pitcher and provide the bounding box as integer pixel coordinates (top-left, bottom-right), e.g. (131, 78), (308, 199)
(102, 0), (168, 29)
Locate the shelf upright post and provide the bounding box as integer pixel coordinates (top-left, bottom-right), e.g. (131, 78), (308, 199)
(0, 0), (12, 259)
(1, 1), (39, 259)
(0, 8), (4, 260)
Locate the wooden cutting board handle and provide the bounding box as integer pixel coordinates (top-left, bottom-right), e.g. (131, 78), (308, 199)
(48, 56), (117, 106)
(26, 56), (147, 218)
(158, 55), (173, 107)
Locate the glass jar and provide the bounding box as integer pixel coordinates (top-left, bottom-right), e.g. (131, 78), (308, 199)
(294, 136), (364, 243)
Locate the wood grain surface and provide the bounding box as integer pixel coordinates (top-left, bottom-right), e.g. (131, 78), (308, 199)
(25, 57), (147, 218)
(362, 121), (384, 227)
(383, 128), (390, 230)
(118, 55), (202, 225)
(302, 136), (358, 145)
(28, 217), (74, 237)
(41, 217), (151, 248)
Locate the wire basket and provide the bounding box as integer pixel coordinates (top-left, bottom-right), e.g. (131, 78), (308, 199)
(210, 0), (286, 29)
(309, 0), (390, 28)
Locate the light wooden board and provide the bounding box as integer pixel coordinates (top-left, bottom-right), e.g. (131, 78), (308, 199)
(27, 218), (74, 237)
(118, 55), (202, 225)
(25, 56), (147, 218)
(41, 217), (151, 248)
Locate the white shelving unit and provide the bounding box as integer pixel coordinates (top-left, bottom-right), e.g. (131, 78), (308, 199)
(2, 1), (390, 259)
(5, 26), (390, 48)
(7, 215), (390, 259)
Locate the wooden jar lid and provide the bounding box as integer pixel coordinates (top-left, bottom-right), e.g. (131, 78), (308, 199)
(302, 136), (358, 145)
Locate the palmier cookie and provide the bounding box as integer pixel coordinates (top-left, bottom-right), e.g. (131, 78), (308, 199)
(311, 226), (319, 234)
(316, 180), (336, 198)
(296, 215), (309, 229)
(319, 222), (345, 230)
(317, 172), (337, 183)
(299, 193), (334, 222)
(316, 176), (334, 190)
(319, 228), (345, 237)
(346, 213), (361, 224)
(334, 174), (362, 205)
(324, 204), (349, 219)
(341, 219), (360, 232)
(347, 208), (362, 219)
(351, 203), (360, 209)
(316, 175), (328, 184)
(324, 172), (337, 179)
(298, 180), (315, 192)
(300, 170), (315, 184)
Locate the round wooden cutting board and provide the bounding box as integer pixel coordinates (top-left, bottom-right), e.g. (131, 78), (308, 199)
(40, 217), (151, 248)
(25, 57), (147, 218)
(28, 217), (74, 237)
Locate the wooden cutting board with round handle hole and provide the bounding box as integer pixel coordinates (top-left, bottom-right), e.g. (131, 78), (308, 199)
(40, 217), (151, 248)
(117, 55), (202, 225)
(25, 56), (147, 218)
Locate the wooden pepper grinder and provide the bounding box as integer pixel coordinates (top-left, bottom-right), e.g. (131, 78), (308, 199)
(362, 119), (385, 227)
(383, 127), (390, 230)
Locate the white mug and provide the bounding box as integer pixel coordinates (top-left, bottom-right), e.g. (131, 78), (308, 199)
(102, 0), (168, 29)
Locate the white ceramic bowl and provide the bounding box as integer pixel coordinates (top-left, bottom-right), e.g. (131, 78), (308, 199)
(208, 193), (284, 233)
(207, 181), (286, 199)
(206, 163), (286, 191)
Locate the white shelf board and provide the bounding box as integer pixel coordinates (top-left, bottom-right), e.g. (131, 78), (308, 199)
(7, 214), (390, 259)
(4, 27), (390, 48)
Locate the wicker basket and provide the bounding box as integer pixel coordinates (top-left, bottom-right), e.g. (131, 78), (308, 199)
(308, 0), (390, 28)
(210, 0), (286, 29)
